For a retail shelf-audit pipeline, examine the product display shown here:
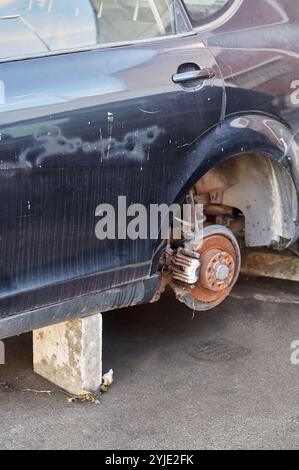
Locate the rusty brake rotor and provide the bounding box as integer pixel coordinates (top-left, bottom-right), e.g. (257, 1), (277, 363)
(174, 225), (241, 311)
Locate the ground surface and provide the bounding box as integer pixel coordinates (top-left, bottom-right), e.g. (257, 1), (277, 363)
(1, 277), (299, 450)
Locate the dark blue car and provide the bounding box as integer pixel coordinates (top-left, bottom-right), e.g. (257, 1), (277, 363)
(0, 0), (298, 338)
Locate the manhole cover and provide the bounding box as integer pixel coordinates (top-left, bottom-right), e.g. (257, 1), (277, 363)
(184, 339), (250, 362)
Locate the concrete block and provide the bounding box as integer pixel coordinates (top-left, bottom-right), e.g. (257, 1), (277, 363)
(33, 314), (102, 396)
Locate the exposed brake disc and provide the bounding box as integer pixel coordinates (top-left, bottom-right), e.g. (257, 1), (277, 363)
(171, 225), (241, 311)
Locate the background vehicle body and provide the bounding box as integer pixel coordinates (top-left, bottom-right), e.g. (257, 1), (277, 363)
(0, 0), (298, 338)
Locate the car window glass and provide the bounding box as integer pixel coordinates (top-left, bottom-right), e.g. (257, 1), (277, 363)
(98, 0), (176, 43)
(0, 0), (180, 60)
(183, 0), (230, 27)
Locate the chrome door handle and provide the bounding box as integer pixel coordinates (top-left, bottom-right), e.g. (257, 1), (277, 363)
(172, 68), (215, 84)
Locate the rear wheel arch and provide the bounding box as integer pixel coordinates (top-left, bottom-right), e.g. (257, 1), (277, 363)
(151, 114), (299, 276)
(177, 114), (299, 249)
(151, 115), (299, 310)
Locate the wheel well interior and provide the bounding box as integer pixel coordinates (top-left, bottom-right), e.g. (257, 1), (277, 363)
(195, 153), (298, 249)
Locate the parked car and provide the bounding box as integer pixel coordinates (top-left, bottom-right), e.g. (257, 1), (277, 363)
(0, 0), (298, 339)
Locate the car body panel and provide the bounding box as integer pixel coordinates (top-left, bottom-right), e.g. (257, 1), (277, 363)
(0, 23), (224, 324)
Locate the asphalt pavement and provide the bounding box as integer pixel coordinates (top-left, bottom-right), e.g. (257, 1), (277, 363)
(1, 277), (299, 450)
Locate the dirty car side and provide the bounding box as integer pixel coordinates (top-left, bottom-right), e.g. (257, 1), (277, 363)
(0, 0), (299, 339)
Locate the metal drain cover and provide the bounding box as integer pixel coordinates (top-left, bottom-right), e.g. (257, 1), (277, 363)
(184, 339), (250, 362)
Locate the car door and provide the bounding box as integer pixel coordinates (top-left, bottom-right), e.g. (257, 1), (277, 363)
(0, 0), (224, 317)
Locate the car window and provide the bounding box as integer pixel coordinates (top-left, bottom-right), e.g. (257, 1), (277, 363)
(183, 0), (231, 27)
(0, 0), (181, 61)
(98, 0), (177, 43)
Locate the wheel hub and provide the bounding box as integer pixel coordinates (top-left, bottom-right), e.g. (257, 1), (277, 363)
(200, 249), (235, 292)
(173, 226), (241, 311)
